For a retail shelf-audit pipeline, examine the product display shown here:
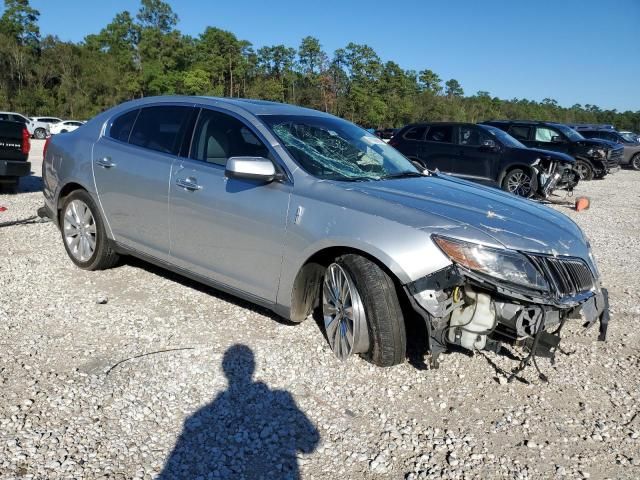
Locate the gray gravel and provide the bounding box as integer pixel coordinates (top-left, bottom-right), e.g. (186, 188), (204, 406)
(1, 141), (639, 479)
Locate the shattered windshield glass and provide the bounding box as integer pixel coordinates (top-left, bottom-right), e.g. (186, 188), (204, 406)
(260, 115), (421, 181)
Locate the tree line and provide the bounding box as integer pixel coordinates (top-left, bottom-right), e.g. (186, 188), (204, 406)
(1, 0), (638, 131)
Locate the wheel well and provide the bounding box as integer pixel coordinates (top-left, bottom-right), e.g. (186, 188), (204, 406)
(56, 182), (87, 220)
(498, 164), (536, 186)
(290, 246), (405, 322)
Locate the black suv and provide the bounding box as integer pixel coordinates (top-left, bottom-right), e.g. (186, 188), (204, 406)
(573, 128), (640, 170)
(390, 122), (579, 198)
(482, 120), (623, 181)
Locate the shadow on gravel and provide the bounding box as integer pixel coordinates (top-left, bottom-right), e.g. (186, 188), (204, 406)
(157, 345), (320, 479)
(17, 174), (43, 193)
(122, 257), (293, 326)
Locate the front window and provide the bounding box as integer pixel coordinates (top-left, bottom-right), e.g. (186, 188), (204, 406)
(481, 125), (526, 148)
(260, 115), (419, 181)
(555, 124), (584, 141)
(620, 132), (639, 143)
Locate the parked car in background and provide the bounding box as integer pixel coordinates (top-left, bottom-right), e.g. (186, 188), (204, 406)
(41, 96), (610, 370)
(619, 131), (640, 143)
(575, 128), (640, 171)
(482, 120), (623, 181)
(0, 119), (31, 193)
(375, 128), (399, 142)
(30, 116), (63, 139)
(50, 120), (85, 135)
(0, 111), (35, 136)
(390, 122), (579, 198)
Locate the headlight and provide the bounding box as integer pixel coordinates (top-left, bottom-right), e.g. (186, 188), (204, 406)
(433, 236), (549, 291)
(586, 148), (606, 158)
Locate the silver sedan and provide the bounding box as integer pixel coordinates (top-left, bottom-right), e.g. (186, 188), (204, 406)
(41, 97), (610, 371)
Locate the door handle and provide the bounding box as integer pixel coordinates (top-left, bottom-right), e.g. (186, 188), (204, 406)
(176, 176), (202, 191)
(96, 157), (116, 168)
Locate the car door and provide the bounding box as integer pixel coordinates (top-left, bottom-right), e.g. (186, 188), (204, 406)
(450, 125), (498, 184)
(531, 126), (570, 154)
(419, 125), (455, 171)
(92, 105), (194, 261)
(168, 107), (291, 302)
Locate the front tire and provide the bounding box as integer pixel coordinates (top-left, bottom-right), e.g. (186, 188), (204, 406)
(60, 190), (119, 270)
(631, 154), (640, 171)
(322, 254), (406, 367)
(34, 128), (47, 140)
(502, 168), (534, 197)
(574, 160), (594, 181)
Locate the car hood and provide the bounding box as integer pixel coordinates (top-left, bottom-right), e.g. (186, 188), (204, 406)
(344, 174), (590, 258)
(575, 138), (616, 150)
(512, 146), (575, 164)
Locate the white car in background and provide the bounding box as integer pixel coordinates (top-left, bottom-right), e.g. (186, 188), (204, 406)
(0, 111), (35, 136)
(29, 116), (63, 139)
(49, 120), (85, 135)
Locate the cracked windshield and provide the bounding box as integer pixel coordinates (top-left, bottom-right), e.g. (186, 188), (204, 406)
(261, 115), (421, 181)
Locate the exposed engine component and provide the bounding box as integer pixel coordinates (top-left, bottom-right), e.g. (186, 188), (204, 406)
(447, 288), (496, 350)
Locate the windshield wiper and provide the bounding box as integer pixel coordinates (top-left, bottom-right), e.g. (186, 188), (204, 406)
(332, 176), (375, 182)
(379, 171), (426, 180)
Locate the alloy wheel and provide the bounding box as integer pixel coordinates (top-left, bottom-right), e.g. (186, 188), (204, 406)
(322, 263), (369, 360)
(63, 199), (97, 262)
(506, 171), (532, 197)
(632, 155), (640, 171)
(575, 163), (590, 179)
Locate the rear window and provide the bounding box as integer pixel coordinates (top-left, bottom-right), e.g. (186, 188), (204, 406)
(129, 106), (193, 155)
(403, 126), (427, 140)
(109, 109), (139, 143)
(425, 125), (453, 143)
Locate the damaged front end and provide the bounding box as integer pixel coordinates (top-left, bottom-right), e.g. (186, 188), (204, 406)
(405, 236), (609, 377)
(532, 157), (580, 198)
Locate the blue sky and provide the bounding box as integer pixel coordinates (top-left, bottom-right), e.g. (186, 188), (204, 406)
(29, 0), (640, 112)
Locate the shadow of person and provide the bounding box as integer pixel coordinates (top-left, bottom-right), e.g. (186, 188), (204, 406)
(157, 345), (320, 480)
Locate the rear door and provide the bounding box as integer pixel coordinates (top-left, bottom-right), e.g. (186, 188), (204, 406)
(451, 125), (498, 184)
(419, 124), (455, 171)
(168, 107), (291, 301)
(393, 125), (426, 162)
(92, 104), (194, 261)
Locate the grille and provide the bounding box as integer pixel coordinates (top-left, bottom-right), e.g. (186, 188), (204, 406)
(529, 255), (594, 297)
(608, 148), (623, 168)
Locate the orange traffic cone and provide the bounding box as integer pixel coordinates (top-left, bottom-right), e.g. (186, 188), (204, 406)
(575, 197), (590, 211)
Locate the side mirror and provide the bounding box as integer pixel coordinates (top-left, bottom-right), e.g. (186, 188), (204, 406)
(480, 139), (497, 150)
(551, 135), (564, 143)
(225, 156), (278, 182)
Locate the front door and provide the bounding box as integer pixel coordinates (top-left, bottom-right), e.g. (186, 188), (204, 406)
(168, 108), (291, 302)
(92, 105), (193, 260)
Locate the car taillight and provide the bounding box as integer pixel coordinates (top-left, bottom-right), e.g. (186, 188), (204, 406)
(21, 127), (30, 155)
(43, 136), (51, 161)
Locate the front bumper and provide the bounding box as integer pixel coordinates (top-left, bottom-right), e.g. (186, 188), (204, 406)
(0, 160), (31, 178)
(406, 265), (610, 366)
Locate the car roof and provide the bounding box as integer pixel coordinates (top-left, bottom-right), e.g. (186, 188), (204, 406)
(485, 119), (565, 126)
(403, 122), (476, 127)
(114, 95), (334, 118)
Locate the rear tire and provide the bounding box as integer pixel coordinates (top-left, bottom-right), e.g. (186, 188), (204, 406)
(323, 254), (407, 367)
(574, 160), (594, 181)
(60, 190), (119, 270)
(34, 128), (47, 140)
(631, 154), (640, 171)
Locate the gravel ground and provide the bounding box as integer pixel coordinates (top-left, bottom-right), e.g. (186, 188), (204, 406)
(1, 141), (639, 479)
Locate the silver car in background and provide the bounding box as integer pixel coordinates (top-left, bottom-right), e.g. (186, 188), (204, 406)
(41, 96), (610, 372)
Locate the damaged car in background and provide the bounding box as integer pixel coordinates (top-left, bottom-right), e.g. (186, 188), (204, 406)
(40, 96), (610, 378)
(390, 122), (579, 198)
